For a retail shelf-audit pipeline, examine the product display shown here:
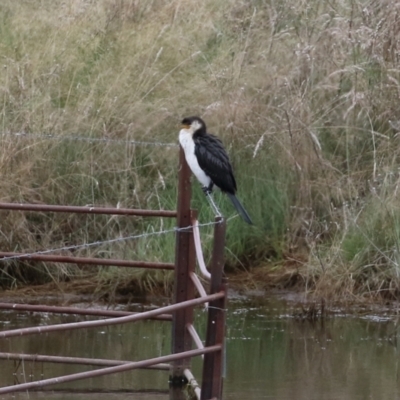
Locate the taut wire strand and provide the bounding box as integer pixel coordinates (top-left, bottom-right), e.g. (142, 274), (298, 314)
(0, 221), (221, 263)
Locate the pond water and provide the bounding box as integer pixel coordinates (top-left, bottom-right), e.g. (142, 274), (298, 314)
(0, 293), (399, 400)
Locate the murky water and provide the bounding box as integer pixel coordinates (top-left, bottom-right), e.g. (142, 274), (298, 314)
(0, 294), (399, 400)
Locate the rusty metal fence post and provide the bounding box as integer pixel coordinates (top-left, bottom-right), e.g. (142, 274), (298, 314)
(200, 216), (227, 400)
(170, 147), (195, 399)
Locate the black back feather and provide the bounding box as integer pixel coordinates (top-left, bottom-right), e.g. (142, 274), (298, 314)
(194, 133), (237, 194)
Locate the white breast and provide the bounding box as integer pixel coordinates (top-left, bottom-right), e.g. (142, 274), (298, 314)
(179, 129), (212, 188)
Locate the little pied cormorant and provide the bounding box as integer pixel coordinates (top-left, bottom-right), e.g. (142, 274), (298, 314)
(179, 116), (252, 224)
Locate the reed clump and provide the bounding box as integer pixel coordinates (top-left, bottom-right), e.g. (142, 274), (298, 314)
(0, 0), (399, 299)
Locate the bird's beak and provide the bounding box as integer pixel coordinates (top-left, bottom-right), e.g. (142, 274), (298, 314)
(181, 124), (190, 130)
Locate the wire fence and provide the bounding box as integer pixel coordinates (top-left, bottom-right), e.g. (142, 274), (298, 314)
(0, 220), (221, 263)
(0, 130), (226, 265)
(0, 132), (178, 148)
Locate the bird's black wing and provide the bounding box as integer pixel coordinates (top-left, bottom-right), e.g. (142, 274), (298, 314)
(194, 134), (237, 194)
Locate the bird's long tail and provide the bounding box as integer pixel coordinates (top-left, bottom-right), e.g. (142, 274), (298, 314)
(227, 193), (253, 225)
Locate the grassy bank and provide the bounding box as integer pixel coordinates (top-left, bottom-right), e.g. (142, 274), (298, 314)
(0, 0), (400, 300)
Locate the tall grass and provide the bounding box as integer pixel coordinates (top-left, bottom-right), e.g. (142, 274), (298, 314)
(0, 0), (400, 299)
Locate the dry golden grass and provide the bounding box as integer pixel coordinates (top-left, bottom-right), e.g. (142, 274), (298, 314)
(0, 0), (400, 299)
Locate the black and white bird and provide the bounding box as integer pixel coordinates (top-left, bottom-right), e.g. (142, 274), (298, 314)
(179, 116), (252, 224)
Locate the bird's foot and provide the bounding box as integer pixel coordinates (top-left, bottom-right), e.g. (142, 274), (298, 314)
(202, 186), (213, 195)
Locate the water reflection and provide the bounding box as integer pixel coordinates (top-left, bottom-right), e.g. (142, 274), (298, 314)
(0, 308), (172, 399)
(0, 297), (399, 399)
(225, 297), (400, 400)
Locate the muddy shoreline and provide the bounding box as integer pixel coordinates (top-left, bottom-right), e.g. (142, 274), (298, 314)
(0, 269), (398, 317)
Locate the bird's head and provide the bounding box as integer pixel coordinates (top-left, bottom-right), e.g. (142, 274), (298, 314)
(181, 116), (206, 136)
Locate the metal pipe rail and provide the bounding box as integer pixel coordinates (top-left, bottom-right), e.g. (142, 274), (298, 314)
(184, 368), (201, 400)
(0, 252), (174, 270)
(0, 352), (170, 370)
(0, 202), (177, 218)
(0, 302), (172, 321)
(192, 218), (212, 280)
(190, 272), (208, 299)
(0, 147), (227, 399)
(0, 292), (225, 339)
(0, 201), (177, 272)
(186, 323), (205, 351)
(0, 345), (222, 395)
